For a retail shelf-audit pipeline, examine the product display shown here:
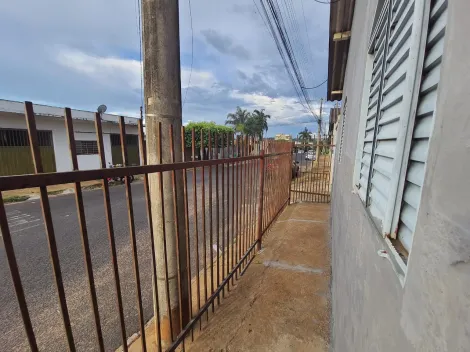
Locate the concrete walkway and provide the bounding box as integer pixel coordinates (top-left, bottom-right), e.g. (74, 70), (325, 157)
(186, 202), (331, 352)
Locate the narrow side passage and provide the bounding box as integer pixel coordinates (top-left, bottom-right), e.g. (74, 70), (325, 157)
(187, 202), (331, 352)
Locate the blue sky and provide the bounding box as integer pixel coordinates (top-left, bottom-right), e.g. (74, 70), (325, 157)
(0, 0), (334, 137)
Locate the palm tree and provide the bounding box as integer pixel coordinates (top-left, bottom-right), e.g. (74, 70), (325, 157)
(226, 107), (251, 133)
(298, 127), (312, 152)
(298, 127), (311, 142)
(251, 109), (271, 137)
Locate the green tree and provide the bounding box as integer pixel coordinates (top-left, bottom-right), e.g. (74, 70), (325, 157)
(184, 121), (234, 148)
(298, 127), (312, 142)
(252, 109), (270, 136)
(298, 127), (312, 151)
(243, 109), (271, 139)
(225, 106), (251, 132)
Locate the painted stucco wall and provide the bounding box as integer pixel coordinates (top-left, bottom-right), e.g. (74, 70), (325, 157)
(0, 111), (139, 172)
(331, 0), (470, 351)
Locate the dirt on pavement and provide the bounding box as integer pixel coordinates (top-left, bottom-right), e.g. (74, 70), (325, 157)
(125, 202), (331, 352)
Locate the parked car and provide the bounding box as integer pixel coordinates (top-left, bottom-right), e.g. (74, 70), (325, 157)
(305, 151), (316, 160)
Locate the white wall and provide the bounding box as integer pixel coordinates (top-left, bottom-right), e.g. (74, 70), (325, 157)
(0, 111), (139, 172)
(331, 0), (470, 351)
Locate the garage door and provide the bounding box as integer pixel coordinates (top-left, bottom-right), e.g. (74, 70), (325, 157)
(0, 128), (56, 176)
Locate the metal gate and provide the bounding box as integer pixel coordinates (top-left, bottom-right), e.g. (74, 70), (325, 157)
(290, 141), (332, 203)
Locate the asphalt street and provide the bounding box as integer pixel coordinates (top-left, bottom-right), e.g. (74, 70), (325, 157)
(294, 152), (314, 170)
(0, 164), (259, 351)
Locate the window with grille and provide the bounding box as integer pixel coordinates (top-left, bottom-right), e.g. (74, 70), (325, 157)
(354, 0), (447, 262)
(0, 128), (53, 147)
(75, 140), (98, 155)
(110, 134), (138, 146)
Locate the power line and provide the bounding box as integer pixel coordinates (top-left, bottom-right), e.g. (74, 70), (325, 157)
(312, 0), (341, 4)
(259, 0), (308, 113)
(285, 0), (311, 81)
(252, 0), (276, 41)
(259, 0), (305, 107)
(261, 0), (319, 117)
(300, 0), (316, 91)
(182, 0), (193, 108)
(302, 76), (328, 89)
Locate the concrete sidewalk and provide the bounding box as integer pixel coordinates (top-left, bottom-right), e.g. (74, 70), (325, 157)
(186, 202), (331, 352)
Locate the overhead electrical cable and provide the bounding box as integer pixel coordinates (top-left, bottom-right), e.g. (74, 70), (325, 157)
(261, 0), (319, 117)
(182, 0), (194, 108)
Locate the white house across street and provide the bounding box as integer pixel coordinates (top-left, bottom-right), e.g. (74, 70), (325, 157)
(0, 99), (140, 176)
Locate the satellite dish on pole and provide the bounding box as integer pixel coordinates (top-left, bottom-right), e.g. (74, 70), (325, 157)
(97, 104), (107, 114)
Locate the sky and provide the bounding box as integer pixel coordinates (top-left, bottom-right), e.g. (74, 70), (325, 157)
(0, 0), (334, 137)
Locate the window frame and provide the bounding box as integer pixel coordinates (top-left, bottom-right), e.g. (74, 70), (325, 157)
(338, 98), (347, 164)
(75, 140), (99, 155)
(0, 128), (53, 147)
(353, 0), (431, 260)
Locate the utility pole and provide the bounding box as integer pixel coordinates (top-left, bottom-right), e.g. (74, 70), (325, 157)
(315, 98), (323, 166)
(141, 0), (189, 348)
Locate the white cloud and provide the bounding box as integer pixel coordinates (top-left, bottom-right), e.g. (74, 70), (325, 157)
(0, 0), (331, 136)
(56, 48), (218, 91)
(181, 70), (217, 90)
(229, 90), (326, 126)
(56, 49), (141, 91)
(54, 48), (326, 128)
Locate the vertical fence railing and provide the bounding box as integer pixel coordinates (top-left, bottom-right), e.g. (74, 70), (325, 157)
(0, 101), (293, 352)
(290, 142), (333, 203)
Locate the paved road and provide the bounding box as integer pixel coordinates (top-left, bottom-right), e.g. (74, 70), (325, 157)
(294, 152), (314, 170)
(0, 165), (258, 351)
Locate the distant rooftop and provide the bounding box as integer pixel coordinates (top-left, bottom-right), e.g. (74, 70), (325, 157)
(0, 99), (140, 126)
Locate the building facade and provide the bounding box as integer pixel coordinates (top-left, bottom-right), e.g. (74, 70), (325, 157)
(0, 100), (140, 176)
(329, 0), (470, 350)
(275, 133), (292, 141)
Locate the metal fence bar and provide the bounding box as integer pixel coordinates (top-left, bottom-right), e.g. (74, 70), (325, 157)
(214, 133), (220, 305)
(169, 125), (184, 335)
(208, 132), (215, 313)
(95, 114), (128, 352)
(191, 128), (201, 329)
(256, 150), (265, 251)
(25, 101), (76, 351)
(308, 148), (315, 202)
(230, 133), (235, 285)
(239, 137), (244, 271)
(242, 136), (248, 269)
(200, 130), (208, 318)
(139, 120), (163, 352)
(180, 126), (193, 342)
(220, 133), (226, 298)
(158, 122), (174, 342)
(249, 137), (256, 258)
(0, 194), (38, 351)
(235, 136), (240, 279)
(64, 108), (104, 352)
(225, 132), (231, 292)
(167, 240), (259, 352)
(119, 117), (147, 352)
(0, 155), (262, 191)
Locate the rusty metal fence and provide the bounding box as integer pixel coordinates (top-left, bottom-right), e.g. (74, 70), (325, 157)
(0, 102), (292, 352)
(290, 142), (333, 203)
